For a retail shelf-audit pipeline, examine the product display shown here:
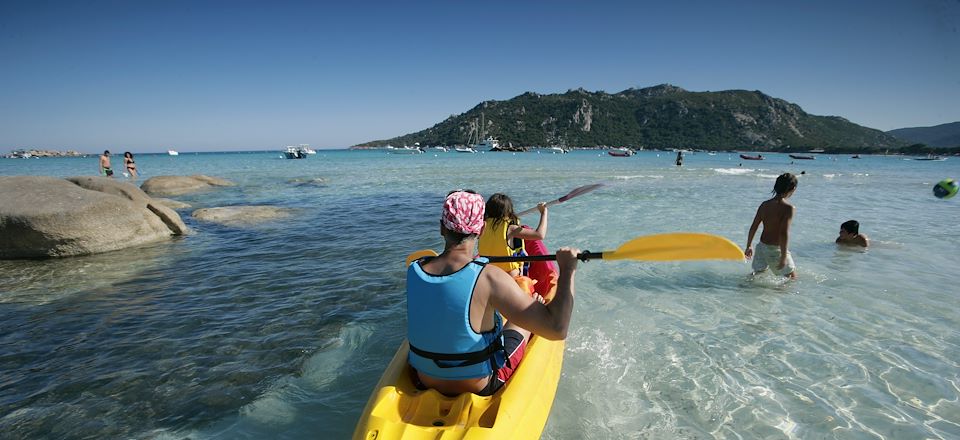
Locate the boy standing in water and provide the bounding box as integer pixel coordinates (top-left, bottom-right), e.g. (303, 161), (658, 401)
(99, 150), (113, 177)
(744, 173), (798, 279)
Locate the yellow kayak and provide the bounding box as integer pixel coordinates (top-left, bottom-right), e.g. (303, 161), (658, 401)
(352, 336), (563, 439)
(354, 247), (563, 440)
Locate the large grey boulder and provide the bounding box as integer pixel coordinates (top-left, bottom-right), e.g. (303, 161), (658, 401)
(192, 206), (295, 227)
(0, 176), (188, 259)
(140, 175), (235, 197)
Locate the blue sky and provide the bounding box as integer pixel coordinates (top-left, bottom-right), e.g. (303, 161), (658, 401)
(1, 0), (958, 152)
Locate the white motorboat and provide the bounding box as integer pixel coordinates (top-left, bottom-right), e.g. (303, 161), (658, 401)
(454, 146), (477, 153)
(474, 136), (500, 151)
(167, 150), (179, 156)
(389, 145), (424, 154)
(465, 113), (500, 151)
(283, 145), (309, 159)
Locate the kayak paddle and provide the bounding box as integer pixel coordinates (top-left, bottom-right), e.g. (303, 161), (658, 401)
(515, 183), (605, 217)
(405, 249), (439, 266)
(483, 232), (744, 263)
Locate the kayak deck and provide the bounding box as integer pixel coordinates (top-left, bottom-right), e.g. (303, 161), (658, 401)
(353, 336), (564, 439)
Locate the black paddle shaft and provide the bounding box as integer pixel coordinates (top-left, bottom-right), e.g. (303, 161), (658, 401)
(483, 251), (602, 263)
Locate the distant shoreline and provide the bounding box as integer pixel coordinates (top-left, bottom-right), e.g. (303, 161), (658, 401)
(6, 146), (959, 157)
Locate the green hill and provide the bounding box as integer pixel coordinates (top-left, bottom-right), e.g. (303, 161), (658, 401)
(355, 84), (905, 152)
(887, 121), (960, 148)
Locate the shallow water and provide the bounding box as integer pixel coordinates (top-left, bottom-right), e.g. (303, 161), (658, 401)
(1, 150), (958, 439)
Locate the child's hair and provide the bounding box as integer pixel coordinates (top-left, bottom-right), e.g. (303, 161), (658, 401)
(773, 173), (798, 196)
(124, 151), (133, 158)
(485, 193), (519, 229)
(841, 220), (859, 235)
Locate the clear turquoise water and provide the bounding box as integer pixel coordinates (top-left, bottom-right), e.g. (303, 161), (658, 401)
(1, 150), (958, 439)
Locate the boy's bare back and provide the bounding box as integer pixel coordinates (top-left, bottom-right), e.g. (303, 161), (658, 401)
(756, 198), (794, 246)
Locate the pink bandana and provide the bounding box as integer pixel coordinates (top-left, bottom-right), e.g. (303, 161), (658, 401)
(441, 191), (485, 235)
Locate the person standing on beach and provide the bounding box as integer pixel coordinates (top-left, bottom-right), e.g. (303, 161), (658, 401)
(744, 173), (798, 278)
(478, 193), (548, 277)
(99, 150), (113, 177)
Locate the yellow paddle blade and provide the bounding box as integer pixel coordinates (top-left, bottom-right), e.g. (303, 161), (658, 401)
(604, 233), (744, 261)
(405, 249), (438, 266)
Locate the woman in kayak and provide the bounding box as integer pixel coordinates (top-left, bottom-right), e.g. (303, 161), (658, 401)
(478, 193), (549, 276)
(406, 190), (579, 396)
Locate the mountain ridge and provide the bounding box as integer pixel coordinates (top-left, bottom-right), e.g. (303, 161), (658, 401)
(355, 84), (905, 152)
(887, 121), (960, 148)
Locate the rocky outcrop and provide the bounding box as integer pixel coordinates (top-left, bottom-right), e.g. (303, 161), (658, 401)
(140, 175), (235, 197)
(192, 206), (295, 227)
(0, 176), (188, 259)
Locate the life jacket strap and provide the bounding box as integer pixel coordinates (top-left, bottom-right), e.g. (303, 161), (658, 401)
(409, 335), (504, 369)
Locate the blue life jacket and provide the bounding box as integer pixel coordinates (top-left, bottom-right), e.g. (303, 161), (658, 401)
(407, 257), (505, 380)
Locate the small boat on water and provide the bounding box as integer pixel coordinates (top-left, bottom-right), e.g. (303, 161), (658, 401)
(454, 146), (477, 153)
(388, 145), (425, 154)
(913, 155), (947, 161)
(548, 146), (568, 154)
(167, 150), (179, 156)
(474, 136), (500, 151)
(739, 154), (764, 160)
(8, 149), (32, 159)
(789, 154), (816, 160)
(283, 145), (309, 159)
(852, 154), (861, 159)
(608, 147), (634, 157)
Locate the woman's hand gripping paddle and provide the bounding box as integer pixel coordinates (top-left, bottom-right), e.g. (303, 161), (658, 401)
(515, 183), (605, 217)
(483, 232), (745, 263)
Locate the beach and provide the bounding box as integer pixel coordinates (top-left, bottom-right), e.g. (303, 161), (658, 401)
(1, 150), (958, 439)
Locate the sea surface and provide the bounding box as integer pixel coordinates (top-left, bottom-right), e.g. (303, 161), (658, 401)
(1, 149), (958, 439)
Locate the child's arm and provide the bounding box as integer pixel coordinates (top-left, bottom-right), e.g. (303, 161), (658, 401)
(777, 206), (795, 269)
(744, 207), (762, 258)
(509, 203), (548, 241)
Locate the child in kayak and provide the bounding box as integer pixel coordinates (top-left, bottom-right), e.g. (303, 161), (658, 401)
(478, 193), (548, 276)
(744, 173), (798, 279)
(406, 190), (579, 396)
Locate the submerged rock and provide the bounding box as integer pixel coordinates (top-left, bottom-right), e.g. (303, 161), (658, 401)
(140, 175), (235, 197)
(192, 206), (295, 227)
(287, 177), (327, 187)
(0, 176), (189, 259)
